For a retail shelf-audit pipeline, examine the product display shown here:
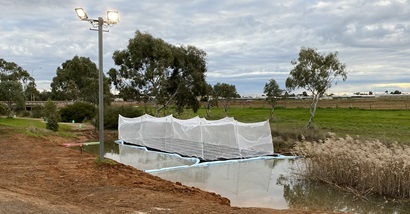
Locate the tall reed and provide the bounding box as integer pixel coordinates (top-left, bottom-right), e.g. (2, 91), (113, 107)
(293, 134), (410, 199)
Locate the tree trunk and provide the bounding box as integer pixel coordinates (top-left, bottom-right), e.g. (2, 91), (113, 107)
(223, 101), (228, 117)
(155, 103), (160, 117)
(154, 89), (179, 117)
(307, 94), (319, 129)
(206, 102), (211, 118)
(270, 103), (275, 120)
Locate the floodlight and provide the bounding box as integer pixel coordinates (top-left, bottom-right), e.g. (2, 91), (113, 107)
(75, 8), (88, 20)
(75, 7), (119, 160)
(107, 10), (119, 24)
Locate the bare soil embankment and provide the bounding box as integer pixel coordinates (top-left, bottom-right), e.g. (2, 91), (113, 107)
(0, 127), (326, 214)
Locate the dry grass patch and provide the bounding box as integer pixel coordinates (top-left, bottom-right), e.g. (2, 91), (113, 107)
(293, 134), (410, 199)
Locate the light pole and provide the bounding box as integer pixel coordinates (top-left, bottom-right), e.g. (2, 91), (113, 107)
(31, 67), (41, 101)
(75, 8), (119, 160)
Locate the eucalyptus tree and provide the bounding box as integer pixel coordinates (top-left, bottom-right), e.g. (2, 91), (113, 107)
(213, 82), (238, 116)
(264, 78), (283, 119)
(204, 83), (216, 118)
(50, 56), (111, 105)
(25, 80), (39, 101)
(171, 45), (208, 115)
(109, 31), (208, 116)
(286, 47), (347, 128)
(0, 58), (31, 115)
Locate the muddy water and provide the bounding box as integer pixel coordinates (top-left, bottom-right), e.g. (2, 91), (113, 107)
(84, 142), (410, 213)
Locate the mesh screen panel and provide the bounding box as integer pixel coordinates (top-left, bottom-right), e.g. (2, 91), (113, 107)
(118, 114), (273, 160)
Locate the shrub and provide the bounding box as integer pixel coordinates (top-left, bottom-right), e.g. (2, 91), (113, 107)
(0, 103), (10, 116)
(98, 105), (143, 130)
(43, 99), (59, 121)
(60, 102), (97, 123)
(46, 114), (59, 132)
(271, 126), (326, 153)
(31, 106), (44, 118)
(20, 110), (30, 117)
(43, 99), (60, 132)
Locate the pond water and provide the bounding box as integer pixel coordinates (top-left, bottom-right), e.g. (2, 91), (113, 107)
(83, 142), (410, 213)
(107, 143), (198, 171)
(81, 141), (198, 170)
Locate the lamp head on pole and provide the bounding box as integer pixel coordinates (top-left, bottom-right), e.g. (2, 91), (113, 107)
(75, 8), (88, 20)
(74, 7), (119, 161)
(106, 10), (120, 24)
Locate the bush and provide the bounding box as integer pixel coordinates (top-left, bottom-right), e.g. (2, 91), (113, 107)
(46, 114), (59, 131)
(99, 105), (143, 129)
(20, 110), (31, 117)
(43, 99), (59, 121)
(0, 103), (10, 116)
(43, 99), (60, 132)
(31, 106), (44, 118)
(60, 102), (97, 123)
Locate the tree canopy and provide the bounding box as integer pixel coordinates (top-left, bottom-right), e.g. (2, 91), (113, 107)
(213, 82), (238, 116)
(286, 47), (347, 128)
(109, 31), (208, 116)
(264, 78), (283, 119)
(0, 58), (32, 115)
(50, 56), (111, 105)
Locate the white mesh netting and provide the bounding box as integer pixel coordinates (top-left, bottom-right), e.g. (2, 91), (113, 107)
(118, 114), (274, 160)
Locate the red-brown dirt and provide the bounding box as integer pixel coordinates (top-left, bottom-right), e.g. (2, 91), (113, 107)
(0, 126), (330, 214)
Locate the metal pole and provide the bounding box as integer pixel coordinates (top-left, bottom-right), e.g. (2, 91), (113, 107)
(98, 17), (104, 160)
(31, 69), (34, 101)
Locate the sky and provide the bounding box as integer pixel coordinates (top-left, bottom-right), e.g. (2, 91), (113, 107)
(1, 0), (410, 96)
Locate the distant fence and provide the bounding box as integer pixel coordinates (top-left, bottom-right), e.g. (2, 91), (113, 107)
(2, 95), (409, 111)
(0, 101), (75, 110)
(25, 101), (74, 108)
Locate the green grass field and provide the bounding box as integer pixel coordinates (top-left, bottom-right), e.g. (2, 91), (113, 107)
(1, 104), (409, 146)
(172, 106), (410, 145)
(0, 117), (75, 137)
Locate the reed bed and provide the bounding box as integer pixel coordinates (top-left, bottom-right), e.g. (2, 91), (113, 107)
(293, 134), (410, 199)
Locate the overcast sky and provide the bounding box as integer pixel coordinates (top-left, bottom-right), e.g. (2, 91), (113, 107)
(1, 0), (410, 95)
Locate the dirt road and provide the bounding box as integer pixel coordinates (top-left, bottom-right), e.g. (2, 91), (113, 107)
(0, 126), (326, 213)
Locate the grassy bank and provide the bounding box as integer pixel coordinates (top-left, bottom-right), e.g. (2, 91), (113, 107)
(0, 117), (75, 137)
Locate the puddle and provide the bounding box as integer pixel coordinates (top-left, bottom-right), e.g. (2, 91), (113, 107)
(83, 142), (410, 213)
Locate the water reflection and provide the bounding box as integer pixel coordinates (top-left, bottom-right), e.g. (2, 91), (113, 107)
(82, 142), (198, 171)
(114, 144), (198, 171)
(152, 159), (410, 213)
(152, 158), (293, 209)
(280, 174), (410, 214)
(81, 141), (119, 156)
(84, 142), (410, 213)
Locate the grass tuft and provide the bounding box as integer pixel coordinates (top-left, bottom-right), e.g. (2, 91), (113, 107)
(94, 157), (118, 166)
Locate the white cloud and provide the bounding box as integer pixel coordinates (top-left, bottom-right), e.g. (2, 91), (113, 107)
(1, 0), (409, 95)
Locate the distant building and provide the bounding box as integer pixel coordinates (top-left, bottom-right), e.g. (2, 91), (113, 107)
(241, 94), (266, 99)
